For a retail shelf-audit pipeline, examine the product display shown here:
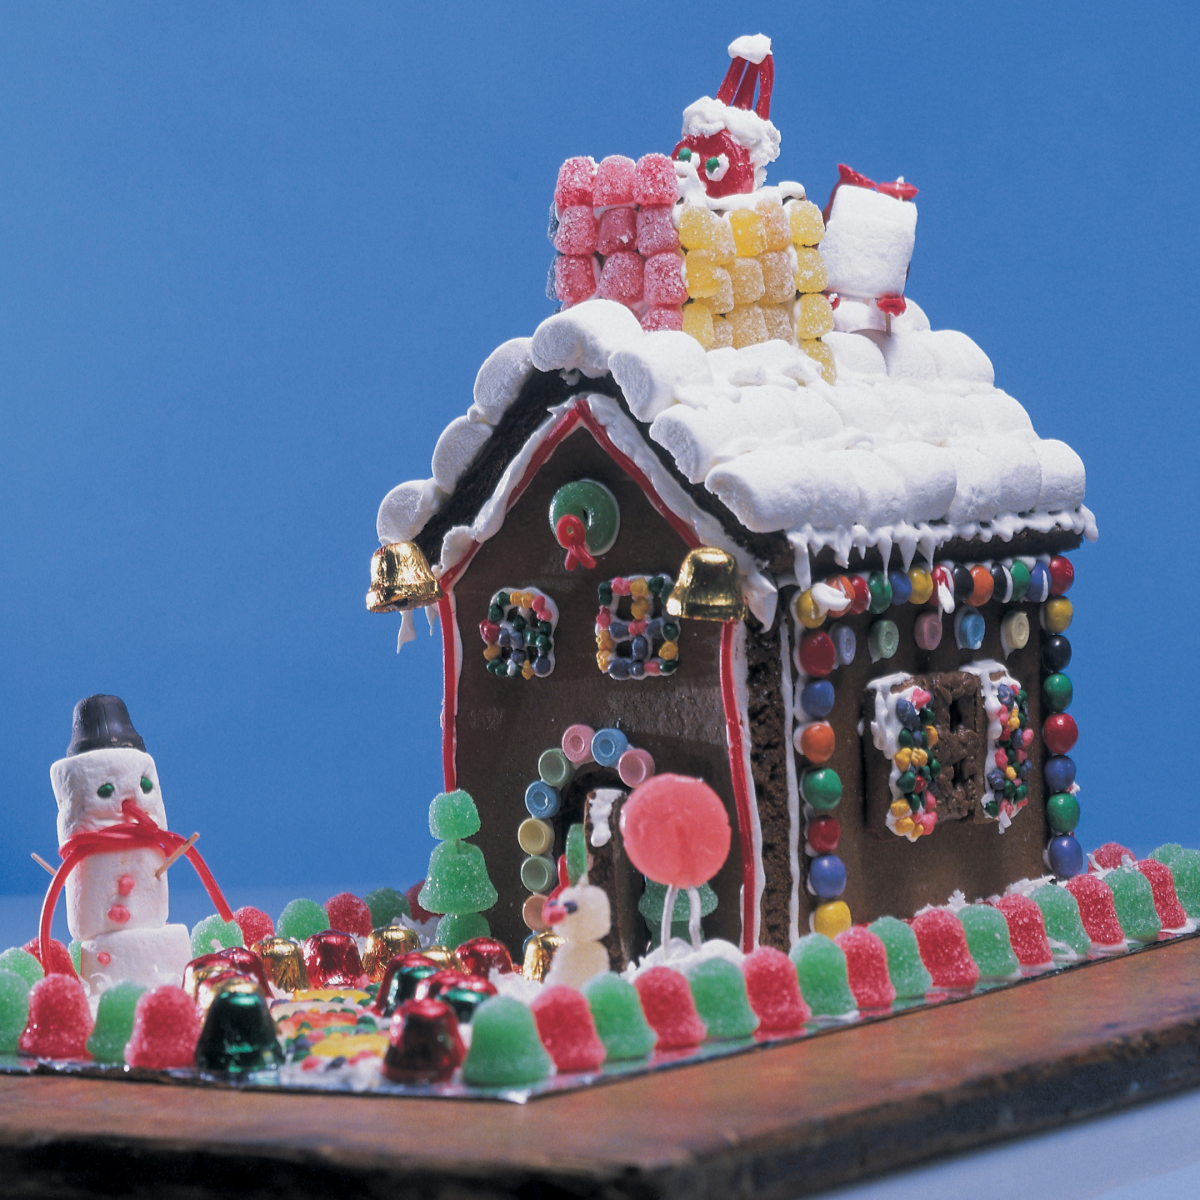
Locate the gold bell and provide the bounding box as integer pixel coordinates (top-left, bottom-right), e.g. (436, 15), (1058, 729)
(251, 937), (308, 993)
(420, 945), (458, 970)
(521, 931), (564, 983)
(665, 547), (746, 622)
(182, 959), (246, 1002)
(366, 541), (442, 613)
(363, 924), (420, 981)
(195, 972), (263, 1018)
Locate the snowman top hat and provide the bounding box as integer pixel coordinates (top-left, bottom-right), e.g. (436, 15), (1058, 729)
(716, 34), (774, 119)
(66, 695), (146, 757)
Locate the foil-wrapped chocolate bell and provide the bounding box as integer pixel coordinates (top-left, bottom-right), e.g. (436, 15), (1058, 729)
(366, 541), (442, 613)
(252, 937), (308, 993)
(665, 547), (746, 622)
(363, 924), (421, 981)
(521, 931), (564, 983)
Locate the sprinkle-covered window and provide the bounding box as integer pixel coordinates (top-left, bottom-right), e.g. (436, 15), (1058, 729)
(595, 574), (679, 680)
(479, 588), (558, 679)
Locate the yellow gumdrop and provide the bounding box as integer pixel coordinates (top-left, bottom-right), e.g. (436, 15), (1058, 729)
(759, 249), (796, 304)
(729, 256), (766, 305)
(894, 816), (915, 835)
(682, 301), (714, 348)
(796, 293), (835, 340)
(522, 591), (536, 610)
(794, 246), (828, 294)
(908, 567), (934, 605)
(793, 589), (826, 629)
(597, 630), (615, 651)
(1007, 714), (1020, 731)
(813, 900), (852, 938)
(890, 799), (912, 819)
(710, 314), (733, 349)
(658, 641), (678, 661)
(678, 206), (735, 261)
(761, 303), (794, 343)
(799, 338), (836, 383)
(894, 748), (912, 771)
(910, 748), (928, 768)
(630, 577), (649, 597)
(685, 251), (731, 300)
(729, 303), (768, 349)
(483, 644), (502, 661)
(1042, 597), (1073, 633)
(729, 208), (767, 257)
(756, 198), (792, 251)
(788, 199), (825, 246)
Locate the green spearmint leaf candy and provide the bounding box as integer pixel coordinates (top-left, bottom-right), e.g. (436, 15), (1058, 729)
(364, 887), (410, 927)
(191, 914), (245, 958)
(461, 996), (553, 1086)
(420, 841), (498, 915)
(0, 947), (44, 989)
(565, 823), (587, 886)
(1150, 845), (1200, 917)
(434, 912), (491, 950)
(683, 956), (759, 1040)
(1105, 868), (1162, 941)
(957, 905), (1019, 978)
(789, 934), (856, 1016)
(867, 916), (932, 999)
(277, 899), (330, 942)
(0, 969), (31, 1054)
(86, 980), (145, 1063)
(1031, 884), (1091, 957)
(428, 789), (481, 841)
(582, 973), (656, 1060)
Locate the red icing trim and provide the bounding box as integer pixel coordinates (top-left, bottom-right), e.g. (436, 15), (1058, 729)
(825, 291), (840, 311)
(876, 179), (919, 201)
(720, 621), (757, 953)
(876, 293), (907, 317)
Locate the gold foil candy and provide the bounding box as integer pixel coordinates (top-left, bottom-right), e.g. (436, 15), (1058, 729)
(183, 959), (245, 1002)
(420, 945), (457, 970)
(363, 924), (420, 981)
(521, 931), (565, 982)
(666, 547), (747, 622)
(196, 972), (262, 1018)
(366, 541), (442, 613)
(252, 936), (308, 993)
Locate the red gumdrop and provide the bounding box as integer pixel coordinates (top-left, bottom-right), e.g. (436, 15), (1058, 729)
(303, 931), (368, 989)
(22, 936), (75, 977)
(455, 937), (514, 978)
(596, 207), (638, 255)
(597, 251), (644, 304)
(742, 946), (809, 1033)
(807, 816), (840, 854)
(405, 882), (436, 925)
(325, 892), (373, 937)
(554, 255), (598, 306)
(383, 998), (465, 1083)
(1065, 875), (1125, 947)
(19, 973), (93, 1058)
(643, 252), (688, 306)
(836, 927), (896, 1009)
(633, 967), (706, 1050)
(990, 895), (1053, 966)
(554, 206), (599, 256)
(1043, 714), (1078, 756)
(636, 205), (679, 256)
(1048, 555), (1074, 596)
(1090, 843), (1134, 871)
(554, 156), (596, 208)
(531, 985), (607, 1072)
(232, 906), (274, 947)
(621, 774), (731, 889)
(593, 155), (636, 206)
(911, 909), (980, 989)
(125, 986), (201, 1069)
(1137, 860), (1189, 929)
(641, 307), (683, 332)
(798, 631), (837, 677)
(633, 153), (678, 206)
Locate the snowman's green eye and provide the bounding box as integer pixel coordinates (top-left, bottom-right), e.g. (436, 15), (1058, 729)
(140, 777), (153, 794)
(97, 783), (115, 798)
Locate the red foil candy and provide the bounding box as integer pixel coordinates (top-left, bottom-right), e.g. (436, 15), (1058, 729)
(454, 937), (515, 978)
(199, 947), (271, 994)
(302, 931), (368, 989)
(383, 998), (465, 1084)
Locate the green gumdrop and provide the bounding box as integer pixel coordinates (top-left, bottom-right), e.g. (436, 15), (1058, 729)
(420, 841), (497, 915)
(435, 912), (491, 950)
(428, 789), (481, 841)
(684, 957), (759, 1040)
(86, 980), (145, 1063)
(582, 973), (656, 1060)
(1032, 884), (1091, 957)
(277, 899), (330, 942)
(0, 947), (44, 988)
(1151, 845), (1200, 917)
(957, 905), (1020, 978)
(364, 887), (410, 928)
(191, 914), (245, 958)
(565, 823), (587, 886)
(790, 934), (856, 1016)
(868, 916), (932, 998)
(1106, 868), (1161, 941)
(461, 996), (552, 1086)
(0, 969), (31, 1054)
(638, 880), (718, 923)
(69, 940), (82, 974)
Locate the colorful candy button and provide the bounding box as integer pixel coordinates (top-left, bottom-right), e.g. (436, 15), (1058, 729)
(967, 565), (994, 607)
(810, 855), (847, 899)
(828, 623), (856, 667)
(848, 576), (870, 615)
(888, 570), (913, 605)
(1043, 714), (1078, 756)
(1046, 793), (1080, 835)
(524, 781), (561, 820)
(1000, 610), (1029, 656)
(1047, 834), (1084, 880)
(797, 722), (836, 763)
(807, 815), (840, 853)
(914, 611), (942, 651)
(802, 768), (842, 812)
(1044, 755), (1076, 793)
(812, 901), (852, 938)
(1027, 562), (1051, 603)
(518, 818), (555, 856)
(800, 680), (836, 719)
(520, 855), (557, 894)
(591, 728), (629, 766)
(522, 894), (549, 932)
(868, 619), (899, 661)
(951, 564), (973, 600)
(867, 571), (892, 614)
(798, 631), (837, 677)
(1042, 598), (1073, 633)
(1043, 673), (1072, 713)
(1009, 560), (1031, 602)
(954, 607), (985, 650)
(1042, 634), (1071, 673)
(908, 567), (933, 605)
(538, 748), (574, 788)
(990, 563), (1013, 603)
(793, 590), (826, 629)
(1048, 556), (1074, 596)
(561, 724), (595, 764)
(617, 748), (655, 788)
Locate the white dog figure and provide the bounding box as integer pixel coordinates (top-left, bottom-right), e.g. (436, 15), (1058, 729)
(542, 883), (611, 989)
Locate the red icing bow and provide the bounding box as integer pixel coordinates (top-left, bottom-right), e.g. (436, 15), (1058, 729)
(555, 514), (596, 571)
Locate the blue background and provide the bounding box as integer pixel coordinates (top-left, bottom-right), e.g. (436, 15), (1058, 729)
(1, 2), (1197, 933)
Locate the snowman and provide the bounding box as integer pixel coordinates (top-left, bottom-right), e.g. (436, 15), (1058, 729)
(45, 696), (198, 991)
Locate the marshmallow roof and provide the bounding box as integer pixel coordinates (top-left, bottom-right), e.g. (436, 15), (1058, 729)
(378, 298), (1094, 622)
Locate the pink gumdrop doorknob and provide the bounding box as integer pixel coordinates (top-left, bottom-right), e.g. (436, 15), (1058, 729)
(619, 773), (731, 889)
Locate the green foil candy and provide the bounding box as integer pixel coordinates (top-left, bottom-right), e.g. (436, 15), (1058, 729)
(461, 996), (552, 1087)
(0, 969), (31, 1054)
(195, 989), (284, 1073)
(684, 957), (759, 1040)
(1032, 884), (1091, 957)
(868, 916), (932, 998)
(1106, 868), (1161, 941)
(86, 980), (146, 1063)
(790, 934), (856, 1016)
(957, 905), (1019, 978)
(582, 974), (657, 1061)
(1150, 845), (1200, 917)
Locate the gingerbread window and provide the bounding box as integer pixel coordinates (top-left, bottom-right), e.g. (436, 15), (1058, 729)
(479, 588), (558, 679)
(594, 574), (679, 680)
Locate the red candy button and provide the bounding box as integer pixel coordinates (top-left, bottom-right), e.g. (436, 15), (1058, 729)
(808, 816), (840, 854)
(848, 576), (870, 615)
(798, 631), (837, 676)
(1048, 556), (1074, 595)
(1043, 713), (1078, 756)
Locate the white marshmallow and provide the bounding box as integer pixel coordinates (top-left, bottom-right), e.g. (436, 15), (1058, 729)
(609, 330), (713, 422)
(530, 299), (643, 378)
(377, 477), (441, 545)
(820, 185), (917, 300)
(80, 925), (192, 992)
(467, 338), (534, 425)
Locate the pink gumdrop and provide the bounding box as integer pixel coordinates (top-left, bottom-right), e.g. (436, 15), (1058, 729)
(554, 206), (599, 256)
(621, 774), (731, 889)
(530, 985), (606, 1073)
(742, 946), (809, 1033)
(836, 927), (896, 1009)
(324, 892), (373, 937)
(643, 252), (688, 306)
(125, 986), (201, 1069)
(593, 155), (635, 206)
(633, 967), (706, 1050)
(617, 748), (655, 788)
(641, 307), (683, 332)
(596, 207), (638, 255)
(634, 153), (679, 205)
(911, 909), (979, 989)
(914, 612), (942, 651)
(554, 254), (597, 306)
(990, 894), (1053, 966)
(1091, 842), (1134, 871)
(19, 973), (93, 1058)
(1137, 859), (1188, 929)
(232, 906), (275, 947)
(1065, 875), (1125, 948)
(562, 724), (595, 764)
(597, 251), (644, 304)
(636, 205), (679, 256)
(554, 156), (596, 208)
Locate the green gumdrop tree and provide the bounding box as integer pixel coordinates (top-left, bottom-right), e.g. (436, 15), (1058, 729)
(639, 879), (717, 947)
(418, 790), (498, 949)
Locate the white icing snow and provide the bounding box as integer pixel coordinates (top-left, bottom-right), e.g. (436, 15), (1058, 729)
(728, 34), (772, 64)
(681, 96), (781, 179)
(588, 788), (621, 847)
(730, 621), (764, 948)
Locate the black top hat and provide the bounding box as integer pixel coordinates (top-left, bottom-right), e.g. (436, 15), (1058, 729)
(66, 695), (146, 757)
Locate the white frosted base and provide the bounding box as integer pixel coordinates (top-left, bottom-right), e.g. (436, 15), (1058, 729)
(80, 924), (192, 991)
